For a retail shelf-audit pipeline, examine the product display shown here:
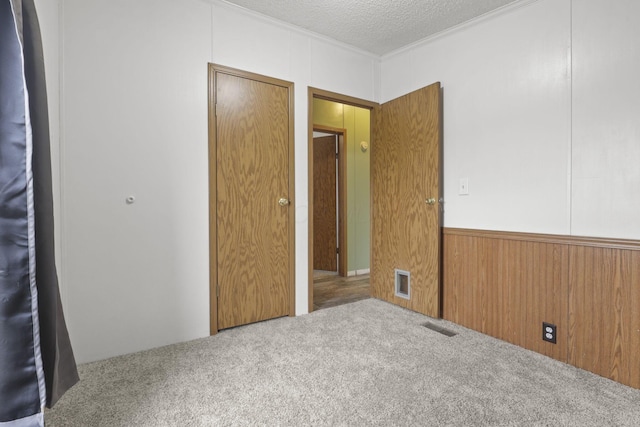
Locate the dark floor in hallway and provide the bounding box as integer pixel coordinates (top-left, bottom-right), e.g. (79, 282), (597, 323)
(313, 272), (370, 311)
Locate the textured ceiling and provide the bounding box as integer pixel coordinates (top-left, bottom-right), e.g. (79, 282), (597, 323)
(221, 0), (520, 55)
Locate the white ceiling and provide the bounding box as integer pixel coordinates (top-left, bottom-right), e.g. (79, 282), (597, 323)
(221, 0), (521, 56)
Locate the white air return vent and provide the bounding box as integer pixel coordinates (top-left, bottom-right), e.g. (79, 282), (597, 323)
(395, 269), (410, 300)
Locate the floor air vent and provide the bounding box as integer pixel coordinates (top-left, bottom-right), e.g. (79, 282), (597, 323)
(422, 322), (458, 337)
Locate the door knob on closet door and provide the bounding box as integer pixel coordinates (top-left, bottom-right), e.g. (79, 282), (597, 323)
(426, 198), (436, 205)
(278, 198), (290, 206)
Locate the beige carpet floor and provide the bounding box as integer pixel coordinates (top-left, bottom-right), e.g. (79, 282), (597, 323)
(46, 299), (640, 426)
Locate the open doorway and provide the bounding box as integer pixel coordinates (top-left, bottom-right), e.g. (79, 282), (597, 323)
(308, 88), (377, 312)
(309, 84), (444, 318)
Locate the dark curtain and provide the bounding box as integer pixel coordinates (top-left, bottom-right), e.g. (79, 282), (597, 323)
(0, 0), (79, 425)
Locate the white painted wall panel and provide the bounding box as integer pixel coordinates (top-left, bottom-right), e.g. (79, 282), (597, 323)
(61, 0), (377, 362)
(381, 0), (572, 235)
(211, 3), (292, 79)
(210, 2), (378, 101)
(62, 0), (212, 362)
(288, 31), (312, 317)
(381, 47), (425, 105)
(309, 39), (378, 101)
(572, 0), (640, 239)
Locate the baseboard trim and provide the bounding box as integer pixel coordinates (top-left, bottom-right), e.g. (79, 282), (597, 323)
(347, 268), (370, 277)
(444, 227), (640, 251)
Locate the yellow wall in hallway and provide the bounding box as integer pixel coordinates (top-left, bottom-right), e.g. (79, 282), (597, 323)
(313, 98), (370, 272)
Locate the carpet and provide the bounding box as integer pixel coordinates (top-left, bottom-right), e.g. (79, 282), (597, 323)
(46, 299), (640, 426)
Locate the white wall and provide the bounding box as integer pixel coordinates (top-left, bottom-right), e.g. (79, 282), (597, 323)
(60, 0), (378, 362)
(381, 0), (640, 240)
(571, 0), (640, 239)
(382, 0), (571, 235)
(61, 0), (212, 363)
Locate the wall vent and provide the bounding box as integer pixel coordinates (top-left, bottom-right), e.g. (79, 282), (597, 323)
(422, 322), (458, 337)
(395, 269), (410, 300)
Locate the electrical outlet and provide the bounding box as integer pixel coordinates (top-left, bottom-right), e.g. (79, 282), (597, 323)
(542, 322), (557, 344)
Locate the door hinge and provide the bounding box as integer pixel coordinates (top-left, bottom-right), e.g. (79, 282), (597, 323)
(336, 153), (339, 160)
(336, 247), (340, 255)
(216, 284), (220, 298)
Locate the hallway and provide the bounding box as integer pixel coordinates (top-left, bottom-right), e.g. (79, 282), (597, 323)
(313, 272), (370, 311)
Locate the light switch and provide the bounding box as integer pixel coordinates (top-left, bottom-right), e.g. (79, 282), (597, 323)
(459, 178), (469, 195)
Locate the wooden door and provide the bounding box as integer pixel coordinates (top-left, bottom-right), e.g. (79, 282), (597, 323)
(313, 135), (338, 272)
(209, 65), (295, 332)
(371, 82), (442, 318)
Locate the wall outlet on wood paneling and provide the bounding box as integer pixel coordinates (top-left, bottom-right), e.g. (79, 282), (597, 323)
(542, 322), (557, 344)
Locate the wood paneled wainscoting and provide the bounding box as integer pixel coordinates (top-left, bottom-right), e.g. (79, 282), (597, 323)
(443, 228), (640, 389)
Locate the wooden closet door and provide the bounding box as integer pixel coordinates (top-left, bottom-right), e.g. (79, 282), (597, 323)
(210, 66), (294, 331)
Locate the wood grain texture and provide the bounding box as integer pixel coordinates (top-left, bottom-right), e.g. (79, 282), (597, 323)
(313, 136), (338, 271)
(568, 246), (640, 388)
(313, 273), (370, 311)
(445, 228), (640, 250)
(212, 67), (293, 331)
(337, 134), (347, 278)
(443, 228), (640, 389)
(443, 234), (569, 361)
(371, 82), (442, 318)
(310, 126), (347, 277)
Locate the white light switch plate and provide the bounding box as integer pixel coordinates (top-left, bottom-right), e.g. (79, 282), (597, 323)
(459, 178), (469, 195)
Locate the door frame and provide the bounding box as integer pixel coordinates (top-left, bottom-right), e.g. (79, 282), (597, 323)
(307, 87), (377, 313)
(312, 125), (347, 277)
(209, 63), (296, 334)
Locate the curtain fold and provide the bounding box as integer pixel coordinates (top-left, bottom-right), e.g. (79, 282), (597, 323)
(1, 0), (79, 425)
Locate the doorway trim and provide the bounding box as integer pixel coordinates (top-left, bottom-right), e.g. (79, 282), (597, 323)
(209, 63), (296, 334)
(307, 87), (377, 313)
(312, 125), (347, 277)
